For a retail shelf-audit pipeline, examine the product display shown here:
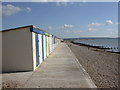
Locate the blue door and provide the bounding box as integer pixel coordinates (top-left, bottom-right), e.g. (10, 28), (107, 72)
(35, 33), (40, 67)
(42, 35), (44, 61)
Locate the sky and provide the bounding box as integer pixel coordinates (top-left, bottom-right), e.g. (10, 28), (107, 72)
(2, 2), (118, 38)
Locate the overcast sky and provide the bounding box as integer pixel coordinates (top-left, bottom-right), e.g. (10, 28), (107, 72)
(2, 2), (118, 38)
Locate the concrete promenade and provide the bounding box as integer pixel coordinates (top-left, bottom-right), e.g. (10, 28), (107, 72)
(2, 43), (96, 88)
(24, 43), (96, 88)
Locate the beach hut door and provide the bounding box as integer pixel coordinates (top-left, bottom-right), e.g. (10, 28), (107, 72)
(35, 33), (40, 66)
(42, 35), (44, 61)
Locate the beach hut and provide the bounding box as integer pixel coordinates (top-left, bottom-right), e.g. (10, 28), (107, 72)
(49, 35), (51, 53)
(55, 37), (60, 47)
(43, 35), (46, 60)
(48, 36), (50, 55)
(54, 37), (59, 48)
(1, 25), (59, 72)
(49, 35), (53, 53)
(52, 35), (55, 51)
(41, 34), (45, 61)
(45, 33), (49, 57)
(38, 34), (43, 64)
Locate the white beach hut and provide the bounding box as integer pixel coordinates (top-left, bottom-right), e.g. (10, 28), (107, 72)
(1, 25), (59, 72)
(43, 35), (46, 60)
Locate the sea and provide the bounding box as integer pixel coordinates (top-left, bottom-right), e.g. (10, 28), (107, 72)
(73, 38), (119, 53)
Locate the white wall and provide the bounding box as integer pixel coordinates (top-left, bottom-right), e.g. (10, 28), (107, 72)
(52, 36), (55, 50)
(32, 33), (43, 70)
(46, 36), (49, 57)
(31, 32), (36, 71)
(38, 34), (43, 64)
(43, 35), (46, 59)
(49, 36), (52, 53)
(2, 28), (33, 72)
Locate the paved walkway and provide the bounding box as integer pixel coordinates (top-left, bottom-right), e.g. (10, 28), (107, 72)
(23, 43), (96, 88)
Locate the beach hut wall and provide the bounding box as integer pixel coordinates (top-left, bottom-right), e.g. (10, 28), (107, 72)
(46, 36), (49, 57)
(41, 34), (44, 61)
(52, 35), (55, 50)
(38, 34), (43, 64)
(43, 35), (46, 59)
(48, 36), (50, 55)
(45, 35), (47, 57)
(49, 35), (53, 53)
(52, 35), (54, 51)
(1, 25), (60, 72)
(52, 36), (54, 50)
(49, 35), (51, 53)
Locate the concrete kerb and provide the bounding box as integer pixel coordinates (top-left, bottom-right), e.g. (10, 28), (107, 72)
(66, 43), (97, 88)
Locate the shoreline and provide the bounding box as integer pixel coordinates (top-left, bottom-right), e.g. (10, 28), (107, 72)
(71, 41), (119, 54)
(65, 41), (118, 88)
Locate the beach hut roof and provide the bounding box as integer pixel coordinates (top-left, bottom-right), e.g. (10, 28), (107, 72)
(1, 25), (59, 38)
(1, 25), (33, 32)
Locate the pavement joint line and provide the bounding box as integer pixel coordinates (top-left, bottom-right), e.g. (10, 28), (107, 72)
(21, 71), (34, 88)
(66, 43), (97, 88)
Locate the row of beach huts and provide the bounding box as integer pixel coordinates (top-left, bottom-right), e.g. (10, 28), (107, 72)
(1, 25), (61, 72)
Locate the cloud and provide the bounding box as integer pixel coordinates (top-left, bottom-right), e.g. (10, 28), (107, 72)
(2, 4), (21, 16)
(88, 22), (103, 27)
(2, 4), (32, 16)
(26, 7), (32, 12)
(31, 0), (49, 2)
(31, 0), (73, 6)
(47, 24), (74, 30)
(115, 22), (120, 25)
(31, 0), (70, 2)
(106, 20), (113, 25)
(56, 2), (73, 6)
(56, 2), (68, 6)
(65, 30), (83, 33)
(47, 26), (62, 30)
(64, 24), (74, 28)
(107, 28), (113, 31)
(88, 28), (96, 31)
(53, 0), (70, 2)
(48, 26), (53, 30)
(88, 20), (114, 28)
